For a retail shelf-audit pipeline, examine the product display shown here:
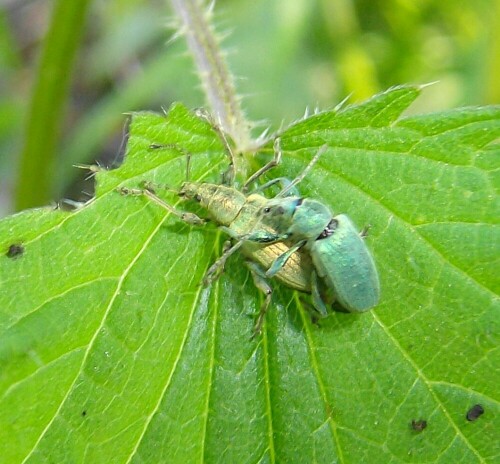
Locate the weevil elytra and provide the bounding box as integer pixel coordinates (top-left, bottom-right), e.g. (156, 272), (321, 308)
(309, 214), (380, 314)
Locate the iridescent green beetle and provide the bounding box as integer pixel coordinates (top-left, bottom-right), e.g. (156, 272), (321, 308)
(255, 196), (380, 315)
(239, 147), (380, 316)
(311, 214), (380, 313)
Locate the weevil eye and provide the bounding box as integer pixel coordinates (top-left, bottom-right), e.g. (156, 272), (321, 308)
(194, 194), (202, 202)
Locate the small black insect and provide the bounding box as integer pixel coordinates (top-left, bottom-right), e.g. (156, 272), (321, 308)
(81, 410), (87, 417)
(466, 404), (484, 422)
(411, 419), (427, 432)
(6, 243), (24, 259)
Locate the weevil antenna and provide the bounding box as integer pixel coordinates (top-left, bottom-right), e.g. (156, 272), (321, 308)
(243, 137), (282, 191)
(276, 145), (327, 198)
(195, 109), (236, 185)
(149, 143), (194, 185)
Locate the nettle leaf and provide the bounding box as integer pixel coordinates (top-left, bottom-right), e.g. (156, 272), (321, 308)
(1, 86), (498, 463)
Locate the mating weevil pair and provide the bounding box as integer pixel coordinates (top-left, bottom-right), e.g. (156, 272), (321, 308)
(119, 132), (380, 334)
(246, 170), (380, 317)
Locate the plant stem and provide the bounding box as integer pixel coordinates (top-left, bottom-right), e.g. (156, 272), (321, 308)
(170, 0), (252, 153)
(15, 0), (91, 210)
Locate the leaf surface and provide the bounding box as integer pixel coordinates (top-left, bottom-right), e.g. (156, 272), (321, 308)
(1, 86), (498, 463)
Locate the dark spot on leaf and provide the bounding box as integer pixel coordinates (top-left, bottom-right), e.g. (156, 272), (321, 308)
(410, 419), (427, 432)
(466, 404), (484, 421)
(81, 410), (87, 417)
(6, 243), (24, 259)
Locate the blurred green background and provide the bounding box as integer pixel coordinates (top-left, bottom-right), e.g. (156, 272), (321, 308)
(0, 0), (498, 216)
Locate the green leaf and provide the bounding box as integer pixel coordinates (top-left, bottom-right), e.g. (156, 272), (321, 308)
(1, 86), (498, 463)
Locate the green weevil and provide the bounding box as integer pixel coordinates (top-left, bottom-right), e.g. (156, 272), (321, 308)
(119, 135), (315, 333)
(243, 183), (381, 316)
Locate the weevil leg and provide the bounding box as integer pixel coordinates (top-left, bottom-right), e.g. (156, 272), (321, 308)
(242, 230), (287, 243)
(139, 180), (175, 192)
(298, 298), (321, 326)
(217, 225), (241, 240)
(276, 144), (328, 198)
(195, 109), (236, 185)
(311, 270), (329, 318)
(266, 239), (307, 278)
(148, 143), (195, 182)
(118, 186), (205, 225)
(149, 143), (191, 157)
(243, 137), (282, 192)
(203, 240), (245, 286)
(251, 177), (300, 197)
(360, 224), (371, 239)
(219, 226), (287, 244)
(245, 260), (273, 337)
(200, 240), (233, 284)
(221, 239), (233, 253)
(148, 143), (194, 181)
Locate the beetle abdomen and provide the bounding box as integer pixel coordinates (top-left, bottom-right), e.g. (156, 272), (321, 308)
(311, 215), (380, 312)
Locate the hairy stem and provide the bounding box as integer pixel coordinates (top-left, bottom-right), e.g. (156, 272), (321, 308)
(170, 0), (252, 153)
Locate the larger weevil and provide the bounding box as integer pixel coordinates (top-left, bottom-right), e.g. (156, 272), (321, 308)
(241, 157), (381, 317)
